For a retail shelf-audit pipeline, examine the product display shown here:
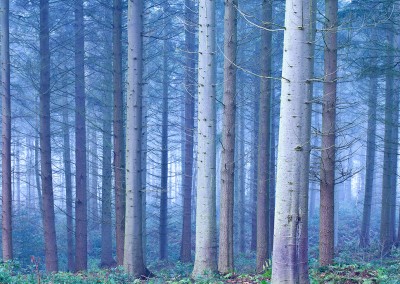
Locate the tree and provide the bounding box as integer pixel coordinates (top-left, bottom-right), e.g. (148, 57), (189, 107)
(192, 0), (217, 277)
(39, 0), (58, 272)
(359, 60), (378, 248)
(218, 0), (237, 274)
(62, 96), (74, 271)
(1, 0), (12, 261)
(271, 0), (314, 281)
(160, 0), (170, 261)
(113, 0), (125, 266)
(74, 0), (88, 271)
(180, 0), (196, 263)
(380, 30), (398, 255)
(319, 0), (338, 267)
(256, 0), (273, 273)
(124, 0), (149, 277)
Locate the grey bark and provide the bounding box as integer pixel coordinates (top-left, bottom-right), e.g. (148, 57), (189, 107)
(1, 0), (12, 261)
(271, 0), (314, 281)
(192, 0), (217, 277)
(123, 0), (149, 277)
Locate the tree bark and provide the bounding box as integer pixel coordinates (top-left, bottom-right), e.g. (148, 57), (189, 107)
(380, 31), (398, 254)
(271, 0), (313, 281)
(192, 0), (217, 277)
(319, 0), (338, 267)
(39, 0), (58, 271)
(360, 75), (377, 248)
(101, 92), (115, 267)
(180, 0), (196, 263)
(124, 0), (149, 277)
(256, 0), (272, 273)
(160, 0), (169, 260)
(218, 0), (237, 274)
(62, 97), (74, 271)
(1, 0), (12, 261)
(113, 0), (125, 266)
(74, 0), (87, 271)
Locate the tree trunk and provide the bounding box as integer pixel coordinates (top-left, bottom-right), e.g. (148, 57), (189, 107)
(319, 0), (338, 267)
(101, 92), (115, 267)
(256, 0), (272, 273)
(192, 0), (217, 277)
(180, 0), (196, 263)
(124, 0), (149, 277)
(271, 0), (313, 281)
(113, 0), (125, 266)
(360, 75), (377, 248)
(218, 0), (237, 274)
(39, 0), (58, 271)
(250, 77), (260, 252)
(381, 31), (398, 254)
(62, 97), (74, 271)
(1, 0), (12, 261)
(74, 0), (87, 271)
(89, 129), (100, 231)
(160, 1), (169, 260)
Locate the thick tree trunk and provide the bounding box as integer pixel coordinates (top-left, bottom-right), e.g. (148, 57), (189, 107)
(124, 0), (149, 277)
(218, 0), (237, 274)
(360, 75), (377, 248)
(271, 0), (313, 281)
(192, 0), (217, 277)
(39, 0), (58, 272)
(113, 0), (125, 267)
(74, 0), (87, 271)
(319, 0), (338, 267)
(1, 0), (12, 261)
(62, 98), (74, 271)
(160, 1), (169, 260)
(180, 0), (196, 263)
(256, 0), (272, 273)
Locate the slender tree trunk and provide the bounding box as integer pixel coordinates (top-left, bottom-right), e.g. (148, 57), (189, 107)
(250, 78), (260, 252)
(16, 142), (21, 211)
(160, 1), (169, 260)
(62, 97), (74, 271)
(256, 0), (272, 273)
(1, 0), (12, 261)
(35, 133), (43, 214)
(239, 106), (245, 254)
(381, 31), (398, 254)
(218, 0), (237, 274)
(271, 0), (313, 281)
(113, 0), (125, 266)
(192, 0), (217, 277)
(74, 0), (87, 271)
(90, 130), (100, 231)
(124, 0), (149, 277)
(101, 92), (115, 267)
(319, 0), (338, 267)
(360, 75), (377, 248)
(180, 0), (196, 263)
(39, 0), (58, 271)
